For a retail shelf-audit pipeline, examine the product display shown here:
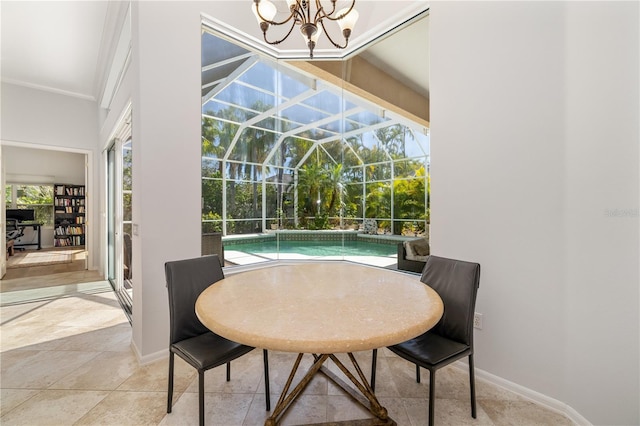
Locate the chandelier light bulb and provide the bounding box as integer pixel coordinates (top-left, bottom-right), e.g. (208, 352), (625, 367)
(285, 0), (297, 11)
(252, 0), (358, 58)
(252, 0), (277, 24)
(336, 8), (359, 36)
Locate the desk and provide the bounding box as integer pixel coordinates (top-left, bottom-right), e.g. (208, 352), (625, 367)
(195, 262), (444, 425)
(15, 222), (43, 250)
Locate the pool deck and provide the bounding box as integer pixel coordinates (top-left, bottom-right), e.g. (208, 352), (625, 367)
(224, 249), (398, 269)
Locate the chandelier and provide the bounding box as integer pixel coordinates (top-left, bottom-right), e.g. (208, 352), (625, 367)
(252, 0), (359, 59)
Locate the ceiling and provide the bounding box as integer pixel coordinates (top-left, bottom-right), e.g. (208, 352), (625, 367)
(0, 1), (429, 103)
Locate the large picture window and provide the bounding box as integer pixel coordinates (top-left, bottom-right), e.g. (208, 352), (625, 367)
(201, 23), (429, 266)
(5, 184), (55, 226)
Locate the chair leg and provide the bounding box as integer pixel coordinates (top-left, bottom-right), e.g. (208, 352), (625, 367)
(428, 370), (435, 426)
(167, 351), (174, 413)
(263, 349), (271, 411)
(370, 348), (378, 392)
(199, 371), (205, 426)
(469, 354), (477, 419)
(226, 361), (231, 381)
(416, 364), (421, 383)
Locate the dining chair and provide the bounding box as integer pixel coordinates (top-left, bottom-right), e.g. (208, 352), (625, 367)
(165, 255), (270, 426)
(371, 255), (481, 426)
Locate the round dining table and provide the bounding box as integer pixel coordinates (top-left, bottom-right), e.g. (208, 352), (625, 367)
(195, 262), (443, 425)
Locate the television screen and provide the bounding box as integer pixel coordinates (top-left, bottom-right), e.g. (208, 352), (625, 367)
(6, 209), (35, 222)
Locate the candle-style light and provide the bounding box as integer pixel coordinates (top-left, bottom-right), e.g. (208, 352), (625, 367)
(252, 0), (359, 59)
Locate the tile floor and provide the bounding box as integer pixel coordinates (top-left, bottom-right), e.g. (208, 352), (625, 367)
(0, 258), (575, 425)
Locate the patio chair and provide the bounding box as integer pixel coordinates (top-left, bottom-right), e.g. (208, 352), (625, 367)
(165, 255), (270, 426)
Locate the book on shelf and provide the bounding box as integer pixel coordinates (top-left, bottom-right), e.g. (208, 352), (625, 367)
(54, 183), (86, 247)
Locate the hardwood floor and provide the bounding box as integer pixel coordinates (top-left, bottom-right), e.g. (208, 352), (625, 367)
(1, 248), (97, 292)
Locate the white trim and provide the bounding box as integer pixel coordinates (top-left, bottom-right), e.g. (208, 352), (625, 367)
(1, 78), (96, 102)
(5, 174), (56, 184)
(99, 3), (131, 110)
(453, 361), (592, 426)
(0, 139), (92, 155)
(131, 340), (168, 366)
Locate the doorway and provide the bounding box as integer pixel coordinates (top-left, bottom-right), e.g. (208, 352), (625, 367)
(2, 145), (90, 280)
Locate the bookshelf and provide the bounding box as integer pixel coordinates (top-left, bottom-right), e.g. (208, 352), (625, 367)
(54, 184), (86, 247)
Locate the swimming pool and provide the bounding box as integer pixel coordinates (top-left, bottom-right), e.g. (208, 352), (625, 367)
(225, 239), (397, 258)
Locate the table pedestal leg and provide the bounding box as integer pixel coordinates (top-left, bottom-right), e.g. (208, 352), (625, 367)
(265, 353), (395, 426)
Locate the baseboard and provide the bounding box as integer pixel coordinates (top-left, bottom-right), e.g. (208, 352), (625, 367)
(130, 340), (168, 365)
(454, 361), (592, 426)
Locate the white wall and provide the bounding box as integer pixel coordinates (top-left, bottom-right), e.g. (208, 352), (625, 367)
(3, 145), (85, 248)
(430, 2), (639, 425)
(563, 2), (639, 423)
(3, 146), (85, 185)
(128, 1), (203, 358)
(1, 83), (98, 150)
(1, 83), (100, 267)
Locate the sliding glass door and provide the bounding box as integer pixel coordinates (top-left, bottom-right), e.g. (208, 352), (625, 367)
(107, 112), (132, 320)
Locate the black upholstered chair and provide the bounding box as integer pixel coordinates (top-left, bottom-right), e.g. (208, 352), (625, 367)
(371, 255), (481, 426)
(165, 255), (270, 426)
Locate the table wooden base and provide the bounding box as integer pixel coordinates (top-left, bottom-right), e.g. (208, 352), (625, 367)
(265, 353), (396, 426)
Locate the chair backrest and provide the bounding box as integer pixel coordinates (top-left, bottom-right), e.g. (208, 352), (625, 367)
(420, 255), (480, 346)
(165, 255), (224, 345)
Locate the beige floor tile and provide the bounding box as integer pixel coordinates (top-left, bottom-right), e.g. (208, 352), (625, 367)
(1, 349), (100, 389)
(56, 307), (128, 328)
(0, 299), (51, 325)
(0, 389), (108, 425)
(404, 396), (495, 426)
(0, 389), (39, 416)
(366, 354), (402, 398)
(53, 324), (132, 352)
(475, 375), (527, 402)
(480, 400), (573, 426)
(49, 350), (139, 391)
(118, 356), (196, 393)
(0, 324), (74, 351)
(75, 391), (167, 426)
(385, 356), (431, 399)
(160, 392), (254, 426)
(242, 393), (277, 425)
(326, 394), (376, 422)
(278, 394), (328, 425)
(377, 396), (412, 425)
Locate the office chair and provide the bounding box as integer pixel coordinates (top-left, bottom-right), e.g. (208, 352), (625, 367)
(371, 255), (481, 426)
(165, 255), (270, 426)
(6, 219), (25, 251)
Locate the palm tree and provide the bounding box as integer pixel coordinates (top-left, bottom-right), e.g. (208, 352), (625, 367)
(297, 160), (328, 217)
(326, 163), (346, 216)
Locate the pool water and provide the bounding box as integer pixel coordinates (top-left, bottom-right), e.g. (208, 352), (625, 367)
(226, 239), (396, 257)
